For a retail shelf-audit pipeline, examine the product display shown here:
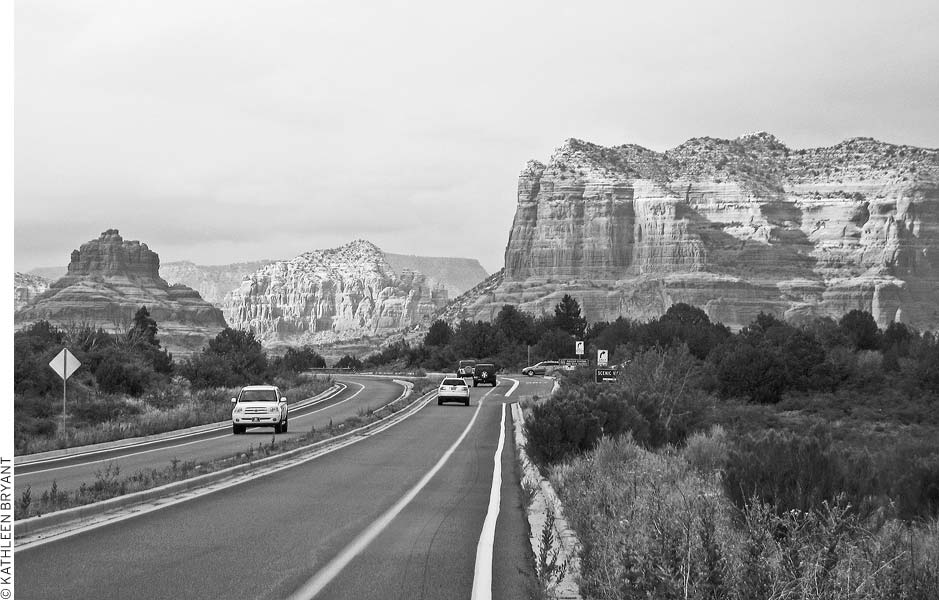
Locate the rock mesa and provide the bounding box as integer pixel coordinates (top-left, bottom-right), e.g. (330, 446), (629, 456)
(443, 134), (939, 331)
(15, 229), (227, 355)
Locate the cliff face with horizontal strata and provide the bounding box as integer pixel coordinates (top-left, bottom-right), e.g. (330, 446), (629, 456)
(445, 134), (939, 331)
(14, 230), (227, 355)
(224, 240), (448, 342)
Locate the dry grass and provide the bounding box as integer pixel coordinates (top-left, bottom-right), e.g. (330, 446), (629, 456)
(549, 432), (939, 600)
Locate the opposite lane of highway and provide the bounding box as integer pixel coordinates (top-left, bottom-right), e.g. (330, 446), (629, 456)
(15, 376), (407, 495)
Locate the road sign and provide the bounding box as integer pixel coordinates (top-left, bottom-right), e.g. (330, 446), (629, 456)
(575, 341), (584, 355)
(560, 358), (588, 368)
(49, 348), (81, 380)
(595, 368), (619, 383)
(597, 349), (608, 366)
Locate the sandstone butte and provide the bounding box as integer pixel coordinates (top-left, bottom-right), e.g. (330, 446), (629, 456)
(440, 133), (939, 332)
(223, 239), (449, 342)
(14, 229), (227, 356)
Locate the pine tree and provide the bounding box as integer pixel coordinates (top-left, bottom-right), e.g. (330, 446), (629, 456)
(554, 294), (587, 339)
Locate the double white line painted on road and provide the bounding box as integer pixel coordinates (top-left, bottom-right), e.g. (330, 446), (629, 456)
(471, 402), (507, 600)
(287, 386), (503, 600)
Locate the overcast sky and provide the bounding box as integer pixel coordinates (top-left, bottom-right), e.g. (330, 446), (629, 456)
(13, 0), (939, 275)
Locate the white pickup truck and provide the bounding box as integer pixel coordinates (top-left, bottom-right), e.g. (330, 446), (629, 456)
(231, 385), (288, 434)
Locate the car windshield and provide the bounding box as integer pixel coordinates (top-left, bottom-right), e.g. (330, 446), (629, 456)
(442, 379), (466, 386)
(459, 361), (475, 367)
(238, 389), (278, 402)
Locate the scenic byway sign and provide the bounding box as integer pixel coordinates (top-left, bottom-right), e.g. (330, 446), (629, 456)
(49, 348), (81, 380)
(595, 368), (619, 383)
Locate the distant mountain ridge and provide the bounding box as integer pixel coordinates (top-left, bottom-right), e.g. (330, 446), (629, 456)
(384, 253), (488, 298)
(159, 260), (278, 305)
(14, 272), (50, 312)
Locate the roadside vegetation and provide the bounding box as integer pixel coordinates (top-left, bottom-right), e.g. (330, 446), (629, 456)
(517, 303), (939, 599)
(14, 307), (332, 455)
(362, 294), (589, 372)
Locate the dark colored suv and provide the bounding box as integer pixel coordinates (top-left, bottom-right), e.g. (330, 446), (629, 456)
(473, 363), (497, 387)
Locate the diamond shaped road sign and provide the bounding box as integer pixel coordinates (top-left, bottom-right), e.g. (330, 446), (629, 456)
(49, 348), (81, 381)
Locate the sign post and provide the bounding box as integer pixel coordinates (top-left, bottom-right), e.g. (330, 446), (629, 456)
(49, 348), (81, 444)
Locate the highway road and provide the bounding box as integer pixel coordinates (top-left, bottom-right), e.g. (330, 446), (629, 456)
(16, 375), (556, 599)
(15, 376), (407, 495)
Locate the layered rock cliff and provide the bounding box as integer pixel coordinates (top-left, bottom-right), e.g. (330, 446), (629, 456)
(224, 240), (448, 342)
(447, 134), (939, 331)
(15, 230), (227, 355)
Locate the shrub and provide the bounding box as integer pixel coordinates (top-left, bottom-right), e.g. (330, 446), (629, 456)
(334, 354), (363, 370)
(94, 351), (151, 396)
(714, 341), (787, 403)
(840, 309), (881, 351)
(525, 391), (603, 465)
(682, 425), (729, 475)
(525, 346), (711, 466)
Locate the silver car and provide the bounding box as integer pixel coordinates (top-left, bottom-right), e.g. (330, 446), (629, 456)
(522, 360), (561, 377)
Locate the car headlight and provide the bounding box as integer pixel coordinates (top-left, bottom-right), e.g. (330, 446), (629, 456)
(269, 406), (279, 414)
(233, 406), (243, 414)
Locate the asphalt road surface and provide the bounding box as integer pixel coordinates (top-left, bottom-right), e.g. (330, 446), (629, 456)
(15, 376), (407, 495)
(16, 376), (556, 600)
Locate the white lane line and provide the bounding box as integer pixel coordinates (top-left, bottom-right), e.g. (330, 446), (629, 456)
(289, 381), (365, 423)
(23, 383), (368, 476)
(471, 402), (506, 600)
(287, 386), (501, 600)
(503, 377), (520, 397)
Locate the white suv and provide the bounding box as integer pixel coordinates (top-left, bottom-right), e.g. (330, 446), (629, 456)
(231, 385), (288, 434)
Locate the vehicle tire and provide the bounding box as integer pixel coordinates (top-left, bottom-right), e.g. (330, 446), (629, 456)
(473, 381), (478, 387)
(438, 398), (442, 405)
(233, 424), (243, 435)
(464, 398), (469, 406)
(274, 422), (282, 434)
(282, 418), (288, 433)
(524, 369), (533, 377)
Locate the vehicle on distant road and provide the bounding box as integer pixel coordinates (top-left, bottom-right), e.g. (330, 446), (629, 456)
(437, 377), (470, 406)
(522, 360), (561, 377)
(457, 359), (476, 377)
(473, 363), (497, 387)
(231, 385), (288, 434)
